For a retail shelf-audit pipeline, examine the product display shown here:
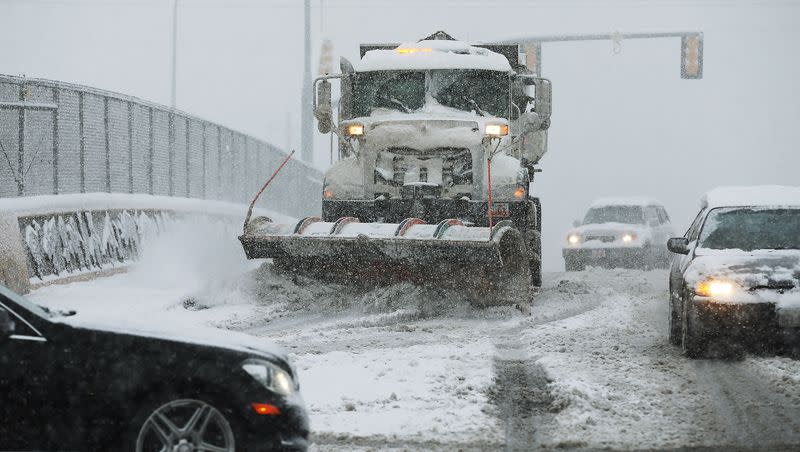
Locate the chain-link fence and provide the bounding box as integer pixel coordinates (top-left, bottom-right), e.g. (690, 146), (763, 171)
(0, 74), (322, 218)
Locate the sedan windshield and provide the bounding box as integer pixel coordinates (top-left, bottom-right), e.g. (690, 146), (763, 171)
(699, 207), (800, 251)
(0, 284), (50, 319)
(352, 69), (509, 118)
(583, 206), (644, 225)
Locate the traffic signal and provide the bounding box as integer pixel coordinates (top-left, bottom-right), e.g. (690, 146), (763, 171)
(524, 42), (542, 76)
(681, 34), (703, 79)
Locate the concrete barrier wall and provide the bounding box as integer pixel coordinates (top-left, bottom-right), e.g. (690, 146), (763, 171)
(0, 193), (285, 294)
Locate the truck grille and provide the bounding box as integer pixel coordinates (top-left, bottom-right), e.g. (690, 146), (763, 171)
(374, 147), (472, 187)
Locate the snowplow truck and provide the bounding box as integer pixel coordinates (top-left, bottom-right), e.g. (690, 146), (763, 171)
(240, 31), (552, 306)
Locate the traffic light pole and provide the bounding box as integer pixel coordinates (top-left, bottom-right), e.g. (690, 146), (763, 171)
(502, 30), (704, 79)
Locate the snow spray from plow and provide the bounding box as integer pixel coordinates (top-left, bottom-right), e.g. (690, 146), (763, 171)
(238, 153), (530, 307)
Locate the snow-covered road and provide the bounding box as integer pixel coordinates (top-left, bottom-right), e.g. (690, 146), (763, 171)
(28, 257), (800, 450)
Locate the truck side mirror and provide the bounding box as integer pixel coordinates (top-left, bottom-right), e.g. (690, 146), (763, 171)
(0, 308), (15, 340)
(315, 80), (333, 134)
(533, 78), (552, 120)
(667, 237), (690, 255)
(572, 219), (581, 228)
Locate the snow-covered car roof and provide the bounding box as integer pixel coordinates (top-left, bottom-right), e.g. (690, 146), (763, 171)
(589, 196), (663, 208)
(357, 39), (512, 72)
(702, 185), (800, 209)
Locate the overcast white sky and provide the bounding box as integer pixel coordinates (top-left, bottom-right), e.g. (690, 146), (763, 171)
(2, 0), (798, 270)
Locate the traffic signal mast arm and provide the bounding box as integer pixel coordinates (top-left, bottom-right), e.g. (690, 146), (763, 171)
(500, 30), (704, 79)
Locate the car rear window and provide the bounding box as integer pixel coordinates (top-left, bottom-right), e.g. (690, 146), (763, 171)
(698, 207), (800, 251)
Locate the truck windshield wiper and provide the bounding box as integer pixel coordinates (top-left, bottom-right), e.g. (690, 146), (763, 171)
(462, 96), (488, 116)
(377, 93), (413, 113)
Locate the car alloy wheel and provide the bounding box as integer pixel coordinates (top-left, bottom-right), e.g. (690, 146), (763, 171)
(135, 398), (235, 452)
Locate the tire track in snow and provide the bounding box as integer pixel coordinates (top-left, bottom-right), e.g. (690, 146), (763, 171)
(692, 359), (800, 449)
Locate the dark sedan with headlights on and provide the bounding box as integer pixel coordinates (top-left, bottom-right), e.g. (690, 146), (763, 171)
(667, 186), (800, 358)
(0, 284), (309, 451)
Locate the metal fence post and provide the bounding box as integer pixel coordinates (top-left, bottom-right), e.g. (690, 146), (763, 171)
(185, 117), (190, 197)
(216, 125), (222, 200)
(103, 97), (111, 193)
(127, 102), (134, 193)
(148, 107), (154, 195)
(17, 84), (25, 196)
(52, 89), (59, 194)
(201, 122), (207, 199)
(168, 112), (175, 196)
(78, 91), (85, 194)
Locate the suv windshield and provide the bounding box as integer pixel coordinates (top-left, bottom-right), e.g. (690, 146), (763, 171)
(698, 207), (800, 251)
(583, 206), (644, 225)
(353, 69), (509, 118)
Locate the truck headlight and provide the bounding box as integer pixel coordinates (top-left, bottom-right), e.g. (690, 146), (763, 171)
(485, 124), (509, 137)
(567, 234), (580, 244)
(242, 359), (294, 396)
(344, 123), (365, 137)
(695, 279), (736, 298)
(621, 233), (636, 243)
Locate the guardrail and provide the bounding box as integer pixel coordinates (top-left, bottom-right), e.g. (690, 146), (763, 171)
(0, 74), (322, 218)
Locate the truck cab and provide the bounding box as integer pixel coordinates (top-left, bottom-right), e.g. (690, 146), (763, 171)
(315, 32), (550, 228)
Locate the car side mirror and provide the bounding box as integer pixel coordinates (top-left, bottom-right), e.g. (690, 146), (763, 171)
(0, 308), (15, 339)
(667, 237), (690, 255)
(572, 219), (581, 228)
(315, 80), (333, 134)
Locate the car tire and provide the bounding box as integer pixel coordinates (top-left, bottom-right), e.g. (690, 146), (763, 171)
(668, 290), (682, 346)
(127, 392), (242, 452)
(682, 299), (706, 358)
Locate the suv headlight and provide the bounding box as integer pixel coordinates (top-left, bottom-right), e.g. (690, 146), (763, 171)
(242, 359), (294, 396)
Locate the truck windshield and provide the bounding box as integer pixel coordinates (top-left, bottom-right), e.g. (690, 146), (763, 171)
(698, 207), (800, 251)
(352, 70), (509, 118)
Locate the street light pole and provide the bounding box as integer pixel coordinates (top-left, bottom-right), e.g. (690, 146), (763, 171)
(300, 0), (313, 164)
(170, 0), (178, 109)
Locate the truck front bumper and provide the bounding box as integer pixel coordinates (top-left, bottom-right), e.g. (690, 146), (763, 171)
(322, 198), (534, 229)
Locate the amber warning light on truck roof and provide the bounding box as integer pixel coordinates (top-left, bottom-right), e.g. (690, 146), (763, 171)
(396, 47), (433, 54)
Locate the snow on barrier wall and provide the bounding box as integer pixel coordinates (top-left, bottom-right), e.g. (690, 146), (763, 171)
(0, 193), (286, 295)
(0, 74), (322, 219)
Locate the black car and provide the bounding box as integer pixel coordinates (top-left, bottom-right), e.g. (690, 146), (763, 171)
(667, 186), (800, 358)
(0, 284), (309, 451)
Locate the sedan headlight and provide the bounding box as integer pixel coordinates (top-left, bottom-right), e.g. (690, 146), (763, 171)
(242, 359), (294, 396)
(695, 279), (736, 298)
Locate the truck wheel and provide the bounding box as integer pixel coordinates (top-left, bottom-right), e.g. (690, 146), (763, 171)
(564, 257), (584, 272)
(682, 299), (706, 358)
(527, 230), (542, 287)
